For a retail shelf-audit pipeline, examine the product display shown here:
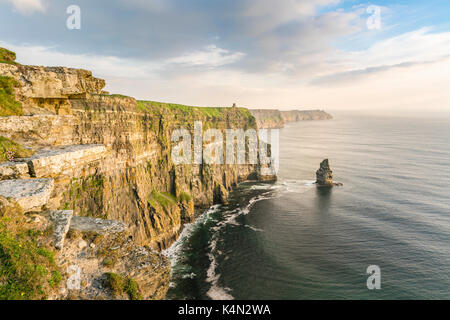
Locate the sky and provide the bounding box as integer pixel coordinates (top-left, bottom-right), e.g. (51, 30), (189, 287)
(1, 0), (449, 113)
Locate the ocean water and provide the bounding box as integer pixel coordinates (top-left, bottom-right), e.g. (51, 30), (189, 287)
(164, 113), (450, 300)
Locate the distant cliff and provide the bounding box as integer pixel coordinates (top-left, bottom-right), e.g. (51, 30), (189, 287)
(250, 109), (332, 129)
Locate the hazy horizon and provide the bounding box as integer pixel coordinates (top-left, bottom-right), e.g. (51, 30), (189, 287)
(1, 0), (449, 114)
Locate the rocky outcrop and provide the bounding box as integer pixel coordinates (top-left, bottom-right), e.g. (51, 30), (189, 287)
(55, 220), (170, 300)
(0, 62), (106, 115)
(70, 216), (127, 235)
(315, 159), (343, 187)
(24, 144), (107, 178)
(0, 115), (76, 148)
(0, 178), (54, 211)
(316, 159), (333, 186)
(250, 109), (332, 129)
(49, 210), (73, 250)
(0, 161), (29, 180)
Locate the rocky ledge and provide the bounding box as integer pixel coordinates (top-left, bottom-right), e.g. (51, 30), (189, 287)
(0, 178), (54, 211)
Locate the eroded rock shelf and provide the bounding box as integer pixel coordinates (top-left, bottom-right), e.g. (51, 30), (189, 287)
(0, 178), (54, 211)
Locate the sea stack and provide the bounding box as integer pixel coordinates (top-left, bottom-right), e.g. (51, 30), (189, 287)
(316, 159), (334, 186)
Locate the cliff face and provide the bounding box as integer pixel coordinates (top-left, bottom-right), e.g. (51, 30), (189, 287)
(250, 109), (332, 129)
(249, 109), (284, 129)
(0, 49), (274, 300)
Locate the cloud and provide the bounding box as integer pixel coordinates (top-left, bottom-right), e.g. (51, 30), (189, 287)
(310, 60), (436, 86)
(122, 0), (170, 12)
(0, 0), (359, 72)
(167, 45), (245, 68)
(0, 41), (243, 78)
(238, 0), (342, 35)
(3, 0), (45, 14)
(347, 27), (450, 69)
(310, 27), (450, 85)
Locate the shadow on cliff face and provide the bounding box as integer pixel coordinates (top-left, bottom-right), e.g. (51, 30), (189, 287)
(315, 187), (333, 214)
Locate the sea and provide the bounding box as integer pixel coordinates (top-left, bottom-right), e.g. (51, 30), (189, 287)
(164, 112), (450, 300)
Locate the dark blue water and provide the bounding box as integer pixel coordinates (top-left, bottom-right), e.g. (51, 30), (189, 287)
(165, 114), (450, 300)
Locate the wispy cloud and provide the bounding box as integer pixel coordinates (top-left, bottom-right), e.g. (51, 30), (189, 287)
(0, 41), (244, 77)
(3, 0), (45, 14)
(310, 59), (447, 86)
(311, 27), (450, 85)
(167, 45), (245, 68)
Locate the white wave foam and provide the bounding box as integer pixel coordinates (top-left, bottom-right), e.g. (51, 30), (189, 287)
(244, 224), (264, 232)
(206, 250), (234, 300)
(207, 285), (234, 300)
(163, 204), (221, 265)
(204, 179), (315, 299)
(166, 179), (315, 299)
(182, 272), (197, 279)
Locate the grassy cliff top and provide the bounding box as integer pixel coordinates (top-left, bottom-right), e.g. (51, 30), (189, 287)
(0, 48), (17, 65)
(0, 136), (34, 163)
(137, 100), (253, 119)
(0, 76), (23, 116)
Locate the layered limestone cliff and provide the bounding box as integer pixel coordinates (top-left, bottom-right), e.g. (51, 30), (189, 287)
(0, 62), (106, 115)
(0, 48), (274, 300)
(250, 109), (332, 129)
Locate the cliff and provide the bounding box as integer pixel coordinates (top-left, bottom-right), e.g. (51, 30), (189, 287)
(250, 109), (332, 129)
(0, 48), (274, 300)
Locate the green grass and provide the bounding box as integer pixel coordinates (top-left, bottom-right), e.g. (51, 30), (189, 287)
(0, 202), (60, 300)
(48, 271), (62, 288)
(98, 93), (132, 99)
(102, 257), (116, 267)
(104, 273), (142, 300)
(137, 100), (252, 119)
(148, 190), (177, 211)
(0, 48), (17, 65)
(0, 76), (23, 116)
(177, 191), (192, 203)
(0, 136), (33, 163)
